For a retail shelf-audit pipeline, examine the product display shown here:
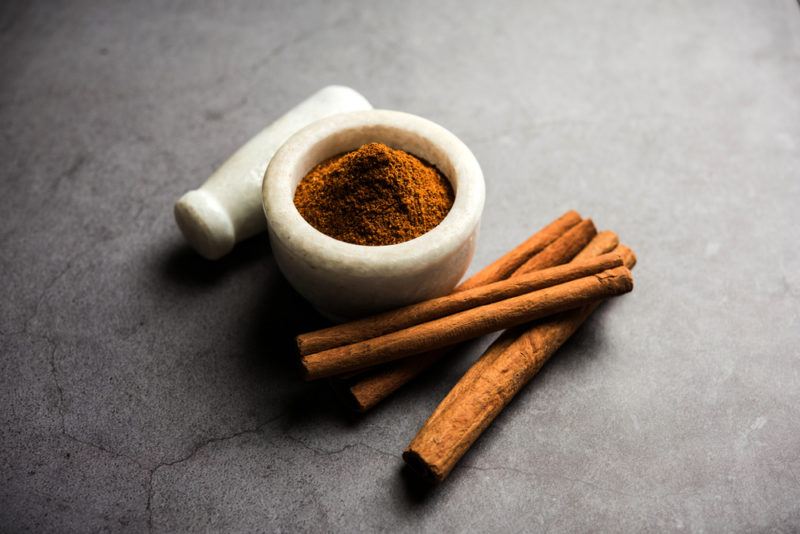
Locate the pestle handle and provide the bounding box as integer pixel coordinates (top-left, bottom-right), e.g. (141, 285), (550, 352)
(174, 85), (372, 259)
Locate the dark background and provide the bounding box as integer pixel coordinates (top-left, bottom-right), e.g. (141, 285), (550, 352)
(1, 1), (799, 532)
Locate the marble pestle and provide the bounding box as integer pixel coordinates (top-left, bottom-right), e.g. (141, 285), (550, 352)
(174, 85), (371, 259)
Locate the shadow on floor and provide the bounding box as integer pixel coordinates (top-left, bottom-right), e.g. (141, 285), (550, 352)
(158, 233), (349, 429)
(160, 234), (272, 288)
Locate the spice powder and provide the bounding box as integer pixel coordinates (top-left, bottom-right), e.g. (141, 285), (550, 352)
(294, 142), (454, 246)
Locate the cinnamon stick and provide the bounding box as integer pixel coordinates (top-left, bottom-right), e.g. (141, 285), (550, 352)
(513, 218), (597, 275)
(571, 230), (621, 261)
(301, 266), (633, 380)
(330, 347), (450, 411)
(337, 227), (616, 412)
(454, 210), (581, 292)
(298, 253), (622, 356)
(403, 240), (636, 482)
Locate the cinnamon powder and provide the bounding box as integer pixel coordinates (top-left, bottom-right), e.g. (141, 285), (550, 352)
(293, 142), (454, 246)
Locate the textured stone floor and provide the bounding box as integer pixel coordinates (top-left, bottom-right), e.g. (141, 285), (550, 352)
(1, 1), (799, 532)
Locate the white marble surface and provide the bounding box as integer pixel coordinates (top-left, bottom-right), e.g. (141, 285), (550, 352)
(1, 1), (799, 532)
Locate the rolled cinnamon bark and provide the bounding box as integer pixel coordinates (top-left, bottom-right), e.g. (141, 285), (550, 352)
(330, 347), (450, 411)
(301, 266), (633, 380)
(298, 253), (622, 356)
(571, 230), (620, 261)
(337, 227), (617, 412)
(454, 210), (581, 292)
(513, 218), (597, 275)
(403, 241), (636, 482)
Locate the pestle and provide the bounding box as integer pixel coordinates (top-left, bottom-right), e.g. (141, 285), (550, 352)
(174, 85), (372, 259)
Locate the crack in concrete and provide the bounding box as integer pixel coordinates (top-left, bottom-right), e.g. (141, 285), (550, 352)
(284, 433), (401, 461)
(145, 412), (288, 533)
(50, 153), (88, 193)
(63, 431), (147, 469)
(26, 263), (73, 330)
(12, 248), (86, 337)
(40, 332), (149, 471)
(26, 324), (289, 534)
(146, 471), (154, 533)
(156, 412), (288, 471)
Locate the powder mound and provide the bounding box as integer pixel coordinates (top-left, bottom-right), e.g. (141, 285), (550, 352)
(294, 142), (455, 246)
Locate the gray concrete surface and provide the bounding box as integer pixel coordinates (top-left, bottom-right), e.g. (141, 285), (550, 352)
(1, 1), (799, 532)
